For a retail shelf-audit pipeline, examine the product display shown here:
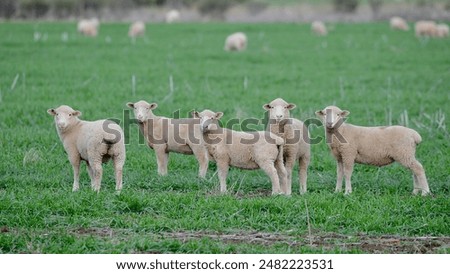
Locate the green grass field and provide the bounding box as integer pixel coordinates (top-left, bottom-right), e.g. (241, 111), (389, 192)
(0, 22), (449, 253)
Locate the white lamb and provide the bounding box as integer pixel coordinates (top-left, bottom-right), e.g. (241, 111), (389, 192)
(390, 16), (409, 31)
(224, 32), (247, 52)
(128, 21), (146, 37)
(77, 18), (99, 37)
(47, 105), (125, 192)
(263, 98), (310, 195)
(165, 9), (180, 23)
(436, 23), (449, 38)
(315, 105), (430, 196)
(126, 100), (208, 178)
(311, 21), (328, 36)
(415, 20), (437, 37)
(192, 110), (288, 195)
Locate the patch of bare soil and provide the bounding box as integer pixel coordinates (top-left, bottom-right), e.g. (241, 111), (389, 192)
(161, 231), (450, 253)
(73, 227), (113, 238)
(71, 227), (449, 253)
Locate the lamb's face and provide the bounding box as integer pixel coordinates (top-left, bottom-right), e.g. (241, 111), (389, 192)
(192, 110), (223, 133)
(127, 100), (157, 123)
(47, 105), (81, 131)
(263, 98), (296, 121)
(315, 106), (349, 130)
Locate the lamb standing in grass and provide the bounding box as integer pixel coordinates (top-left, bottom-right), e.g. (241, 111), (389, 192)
(77, 18), (99, 37)
(224, 32), (247, 52)
(128, 21), (145, 37)
(436, 23), (449, 38)
(165, 9), (180, 23)
(315, 106), (430, 195)
(127, 100), (208, 178)
(390, 16), (409, 31)
(47, 105), (125, 192)
(263, 98), (310, 195)
(311, 21), (328, 36)
(415, 20), (437, 37)
(193, 110), (288, 195)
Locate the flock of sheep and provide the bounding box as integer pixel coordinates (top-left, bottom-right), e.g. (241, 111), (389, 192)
(47, 99), (431, 196)
(77, 9), (180, 38)
(312, 17), (448, 38)
(53, 14), (441, 196)
(311, 17), (448, 38)
(76, 15), (447, 53)
(390, 16), (449, 38)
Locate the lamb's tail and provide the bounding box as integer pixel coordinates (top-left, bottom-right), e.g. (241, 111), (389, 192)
(412, 130), (422, 145)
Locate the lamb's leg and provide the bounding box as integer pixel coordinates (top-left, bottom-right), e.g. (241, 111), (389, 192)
(284, 157), (295, 195)
(342, 160), (354, 195)
(336, 160), (344, 193)
(399, 158), (430, 196)
(412, 174), (420, 195)
(414, 162), (430, 196)
(275, 158), (289, 195)
(298, 156), (309, 194)
(70, 157), (81, 192)
(191, 145), (209, 179)
(91, 160), (103, 193)
(86, 162), (94, 187)
(259, 161), (282, 195)
(155, 146), (169, 176)
(217, 161), (229, 193)
(113, 155), (125, 192)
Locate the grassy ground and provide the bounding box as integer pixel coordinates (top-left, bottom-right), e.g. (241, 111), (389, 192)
(0, 22), (449, 253)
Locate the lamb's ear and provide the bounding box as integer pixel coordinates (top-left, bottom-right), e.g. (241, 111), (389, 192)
(126, 102), (134, 109)
(315, 110), (325, 117)
(263, 104), (271, 110)
(149, 103), (158, 110)
(340, 110), (350, 117)
(72, 110), (82, 117)
(47, 108), (56, 116)
(215, 112), (224, 119)
(286, 103), (296, 110)
(192, 111), (200, 118)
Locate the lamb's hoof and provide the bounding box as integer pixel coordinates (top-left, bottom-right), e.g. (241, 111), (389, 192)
(344, 191), (352, 195)
(412, 189), (420, 195)
(92, 186), (100, 193)
(219, 189), (228, 195)
(72, 187), (79, 192)
(421, 191), (431, 197)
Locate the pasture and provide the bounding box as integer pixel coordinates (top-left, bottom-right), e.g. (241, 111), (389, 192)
(0, 22), (449, 253)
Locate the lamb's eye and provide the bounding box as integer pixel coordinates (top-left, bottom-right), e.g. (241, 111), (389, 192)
(69, 114), (72, 116)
